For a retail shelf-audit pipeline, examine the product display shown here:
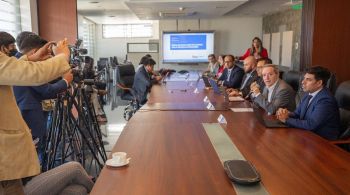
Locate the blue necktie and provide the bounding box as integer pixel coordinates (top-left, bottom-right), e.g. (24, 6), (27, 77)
(227, 69), (231, 82)
(300, 95), (313, 119)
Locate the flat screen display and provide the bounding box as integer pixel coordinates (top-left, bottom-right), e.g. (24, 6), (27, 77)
(162, 31), (215, 63)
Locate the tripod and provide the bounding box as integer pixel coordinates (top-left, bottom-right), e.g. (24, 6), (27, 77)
(42, 81), (107, 176)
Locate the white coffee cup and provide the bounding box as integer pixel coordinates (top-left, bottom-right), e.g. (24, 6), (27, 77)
(112, 152), (127, 164)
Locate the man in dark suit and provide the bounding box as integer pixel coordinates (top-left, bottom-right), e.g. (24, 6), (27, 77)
(13, 33), (73, 161)
(276, 66), (340, 140)
(251, 64), (295, 114)
(217, 55), (244, 89)
(227, 56), (258, 98)
(132, 57), (159, 104)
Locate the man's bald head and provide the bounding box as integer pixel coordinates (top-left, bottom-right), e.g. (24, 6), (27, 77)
(243, 56), (256, 73)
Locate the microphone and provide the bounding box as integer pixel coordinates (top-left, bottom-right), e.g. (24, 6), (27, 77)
(244, 91), (253, 100)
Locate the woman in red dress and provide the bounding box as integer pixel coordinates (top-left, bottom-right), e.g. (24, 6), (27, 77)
(239, 37), (268, 60)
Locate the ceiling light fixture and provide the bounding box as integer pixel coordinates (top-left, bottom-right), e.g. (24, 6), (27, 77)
(89, 1), (100, 4)
(179, 7), (185, 11)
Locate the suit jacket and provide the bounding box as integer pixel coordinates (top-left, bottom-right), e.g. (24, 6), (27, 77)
(0, 52), (70, 181)
(253, 79), (295, 114)
(240, 70), (258, 98)
(132, 66), (152, 104)
(218, 66), (244, 89)
(286, 88), (340, 140)
(13, 80), (67, 138)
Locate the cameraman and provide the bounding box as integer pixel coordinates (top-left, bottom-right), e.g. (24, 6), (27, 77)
(0, 31), (71, 194)
(13, 33), (73, 163)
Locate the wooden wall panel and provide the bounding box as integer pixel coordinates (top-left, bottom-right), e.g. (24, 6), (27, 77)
(311, 0), (350, 84)
(37, 0), (77, 45)
(300, 0), (315, 71)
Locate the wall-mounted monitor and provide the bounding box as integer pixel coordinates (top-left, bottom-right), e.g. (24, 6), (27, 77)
(162, 31), (215, 63)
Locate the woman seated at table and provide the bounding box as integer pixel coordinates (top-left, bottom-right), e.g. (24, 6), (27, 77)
(239, 37), (268, 60)
(216, 54), (226, 78)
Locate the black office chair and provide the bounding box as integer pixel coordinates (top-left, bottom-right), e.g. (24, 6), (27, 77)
(282, 70), (305, 106)
(326, 73), (337, 95)
(113, 56), (119, 65)
(330, 80), (350, 150)
(111, 64), (139, 120)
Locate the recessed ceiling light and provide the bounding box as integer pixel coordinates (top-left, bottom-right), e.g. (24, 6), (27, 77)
(89, 1), (100, 4)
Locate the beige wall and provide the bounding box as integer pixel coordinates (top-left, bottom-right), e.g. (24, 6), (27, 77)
(159, 16), (262, 70)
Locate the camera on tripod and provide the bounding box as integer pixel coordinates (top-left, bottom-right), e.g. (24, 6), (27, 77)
(69, 40), (107, 93)
(69, 39), (88, 83)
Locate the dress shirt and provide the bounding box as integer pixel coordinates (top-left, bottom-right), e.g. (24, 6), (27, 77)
(308, 87), (323, 106)
(266, 81), (278, 102)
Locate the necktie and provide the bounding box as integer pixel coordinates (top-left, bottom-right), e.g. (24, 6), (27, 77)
(240, 74), (250, 90)
(300, 95), (313, 119)
(227, 69), (232, 82)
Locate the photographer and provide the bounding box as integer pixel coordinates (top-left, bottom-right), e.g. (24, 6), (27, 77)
(0, 31), (70, 194)
(13, 33), (73, 164)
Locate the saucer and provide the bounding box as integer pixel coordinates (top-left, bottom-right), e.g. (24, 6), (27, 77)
(106, 158), (130, 167)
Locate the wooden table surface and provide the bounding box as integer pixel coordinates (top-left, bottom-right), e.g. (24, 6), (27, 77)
(91, 80), (350, 195)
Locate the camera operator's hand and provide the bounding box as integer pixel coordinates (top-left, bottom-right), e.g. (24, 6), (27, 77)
(62, 70), (73, 86)
(27, 42), (55, 62)
(52, 38), (70, 62)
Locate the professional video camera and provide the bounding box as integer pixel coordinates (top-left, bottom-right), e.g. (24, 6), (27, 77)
(69, 39), (88, 82)
(68, 40), (106, 90)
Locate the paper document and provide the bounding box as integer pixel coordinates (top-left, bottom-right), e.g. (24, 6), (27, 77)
(228, 96), (245, 102)
(231, 108), (254, 112)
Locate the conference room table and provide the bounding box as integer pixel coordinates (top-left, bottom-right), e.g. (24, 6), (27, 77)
(92, 74), (350, 195)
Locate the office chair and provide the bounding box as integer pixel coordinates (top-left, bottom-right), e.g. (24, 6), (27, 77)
(111, 64), (139, 120)
(282, 70), (305, 106)
(330, 80), (350, 150)
(326, 73), (337, 95)
(113, 56), (119, 65)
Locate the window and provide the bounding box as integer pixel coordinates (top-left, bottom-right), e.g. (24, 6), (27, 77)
(102, 23), (153, 38)
(0, 0), (21, 36)
(82, 20), (96, 59)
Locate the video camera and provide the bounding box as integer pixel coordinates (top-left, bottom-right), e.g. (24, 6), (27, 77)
(69, 40), (106, 91)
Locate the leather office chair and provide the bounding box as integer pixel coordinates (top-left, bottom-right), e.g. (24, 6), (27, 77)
(113, 56), (119, 65)
(111, 64), (138, 120)
(282, 70), (303, 92)
(330, 80), (350, 150)
(282, 70), (305, 106)
(326, 73), (337, 95)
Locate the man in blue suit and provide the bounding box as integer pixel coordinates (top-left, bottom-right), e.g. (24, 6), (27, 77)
(13, 33), (73, 160)
(276, 66), (340, 140)
(217, 55), (244, 89)
(132, 57), (159, 105)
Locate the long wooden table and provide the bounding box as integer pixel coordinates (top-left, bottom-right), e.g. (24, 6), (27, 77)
(92, 79), (350, 195)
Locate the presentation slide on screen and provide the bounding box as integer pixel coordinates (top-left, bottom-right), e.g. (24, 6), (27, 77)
(163, 32), (214, 63)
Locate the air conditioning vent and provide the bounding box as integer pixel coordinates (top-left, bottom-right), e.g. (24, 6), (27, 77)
(159, 11), (196, 18)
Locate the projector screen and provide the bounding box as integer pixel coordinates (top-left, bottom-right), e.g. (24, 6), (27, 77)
(162, 31), (215, 63)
